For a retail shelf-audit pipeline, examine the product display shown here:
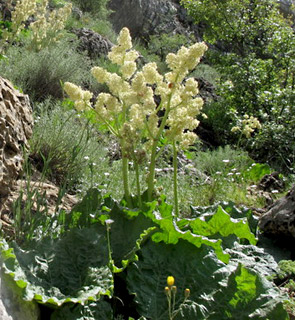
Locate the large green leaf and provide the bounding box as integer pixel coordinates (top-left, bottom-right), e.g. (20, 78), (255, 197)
(243, 163), (271, 182)
(127, 239), (289, 319)
(190, 201), (258, 236)
(187, 206), (257, 245)
(65, 188), (106, 230)
(206, 263), (289, 319)
(127, 239), (225, 319)
(107, 203), (156, 267)
(225, 242), (278, 277)
(0, 227), (113, 306)
(143, 199), (230, 263)
(51, 299), (113, 320)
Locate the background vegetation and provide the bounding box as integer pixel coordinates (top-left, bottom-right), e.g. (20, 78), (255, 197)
(0, 0), (295, 319)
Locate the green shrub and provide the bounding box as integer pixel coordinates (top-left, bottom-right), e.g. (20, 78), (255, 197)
(65, 12), (117, 42)
(0, 38), (92, 102)
(193, 145), (253, 177)
(147, 32), (193, 60)
(29, 100), (109, 190)
(182, 0), (295, 172)
(190, 63), (220, 86)
(71, 0), (110, 18)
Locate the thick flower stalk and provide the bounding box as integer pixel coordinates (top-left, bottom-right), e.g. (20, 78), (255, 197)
(64, 27), (207, 212)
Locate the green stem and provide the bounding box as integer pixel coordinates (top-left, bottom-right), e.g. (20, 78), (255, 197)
(172, 141), (179, 217)
(135, 162), (142, 208)
(122, 151), (132, 207)
(167, 293), (172, 320)
(147, 96), (173, 201)
(106, 225), (114, 273)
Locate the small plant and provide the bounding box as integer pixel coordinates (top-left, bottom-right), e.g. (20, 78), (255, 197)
(165, 276), (190, 320)
(71, 0), (110, 19)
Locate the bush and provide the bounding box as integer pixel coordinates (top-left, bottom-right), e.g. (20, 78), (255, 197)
(71, 0), (110, 18)
(182, 0), (295, 172)
(0, 38), (92, 102)
(29, 100), (110, 190)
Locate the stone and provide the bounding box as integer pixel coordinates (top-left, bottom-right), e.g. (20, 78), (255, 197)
(108, 0), (196, 39)
(0, 0), (12, 20)
(279, 0), (295, 19)
(0, 77), (33, 205)
(71, 28), (114, 59)
(258, 172), (285, 193)
(258, 186), (295, 239)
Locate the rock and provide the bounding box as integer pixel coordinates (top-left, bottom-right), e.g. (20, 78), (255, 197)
(71, 6), (83, 20)
(258, 186), (295, 239)
(197, 77), (218, 104)
(279, 0), (295, 19)
(0, 0), (12, 20)
(258, 172), (285, 192)
(0, 266), (40, 320)
(108, 0), (198, 39)
(0, 77), (33, 204)
(71, 28), (114, 59)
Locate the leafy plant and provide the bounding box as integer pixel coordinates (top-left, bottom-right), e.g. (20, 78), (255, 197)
(0, 227), (113, 306)
(29, 100), (109, 189)
(64, 27), (208, 215)
(1, 190), (289, 319)
(0, 38), (91, 102)
(181, 0), (295, 172)
(71, 0), (110, 19)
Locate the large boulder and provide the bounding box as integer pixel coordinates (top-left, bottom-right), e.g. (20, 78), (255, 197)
(258, 186), (295, 239)
(0, 77), (33, 204)
(279, 0), (295, 19)
(108, 0), (199, 39)
(71, 28), (114, 59)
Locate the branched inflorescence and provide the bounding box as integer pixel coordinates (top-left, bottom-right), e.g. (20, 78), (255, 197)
(1, 0), (72, 51)
(64, 27), (207, 212)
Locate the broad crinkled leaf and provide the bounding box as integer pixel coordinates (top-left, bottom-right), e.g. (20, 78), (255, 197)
(144, 200), (230, 263)
(51, 299), (113, 320)
(225, 242), (278, 277)
(188, 206), (256, 245)
(207, 263), (289, 320)
(107, 203), (155, 267)
(127, 239), (226, 319)
(190, 201), (258, 236)
(0, 227), (113, 306)
(127, 239), (288, 319)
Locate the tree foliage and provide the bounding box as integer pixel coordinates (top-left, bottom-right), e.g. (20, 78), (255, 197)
(181, 0), (295, 171)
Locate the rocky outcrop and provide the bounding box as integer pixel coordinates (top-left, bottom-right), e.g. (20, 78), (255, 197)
(0, 77), (33, 203)
(108, 0), (200, 40)
(279, 0), (295, 19)
(71, 28), (114, 59)
(259, 186), (295, 239)
(0, 0), (12, 20)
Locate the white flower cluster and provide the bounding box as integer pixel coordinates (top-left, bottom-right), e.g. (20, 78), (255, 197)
(2, 0), (71, 51)
(2, 0), (36, 41)
(63, 82), (92, 112)
(231, 114), (262, 138)
(65, 27), (207, 159)
(30, 0), (72, 51)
